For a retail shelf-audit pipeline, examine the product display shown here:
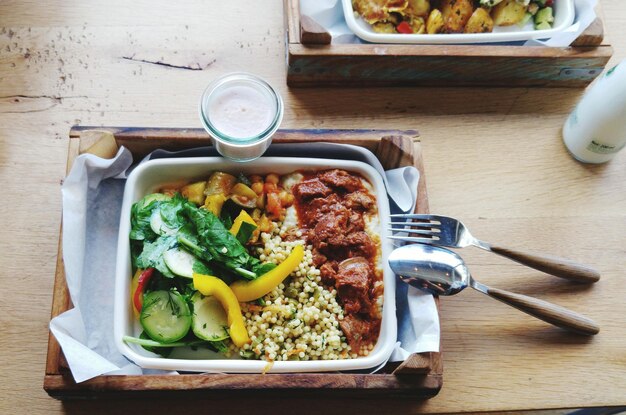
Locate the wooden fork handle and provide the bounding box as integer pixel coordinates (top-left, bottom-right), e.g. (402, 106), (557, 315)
(488, 243), (600, 283)
(486, 287), (600, 336)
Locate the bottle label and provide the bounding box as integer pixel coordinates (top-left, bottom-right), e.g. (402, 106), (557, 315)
(586, 139), (626, 154)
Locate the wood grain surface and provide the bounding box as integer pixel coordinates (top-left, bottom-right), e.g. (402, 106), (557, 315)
(1, 0), (625, 414)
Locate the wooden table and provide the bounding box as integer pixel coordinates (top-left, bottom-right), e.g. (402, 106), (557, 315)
(1, 1), (625, 413)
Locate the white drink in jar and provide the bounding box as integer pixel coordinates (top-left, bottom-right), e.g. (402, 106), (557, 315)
(200, 73), (283, 162)
(563, 60), (626, 163)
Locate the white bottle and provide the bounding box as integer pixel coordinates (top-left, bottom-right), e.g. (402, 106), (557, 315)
(563, 60), (626, 163)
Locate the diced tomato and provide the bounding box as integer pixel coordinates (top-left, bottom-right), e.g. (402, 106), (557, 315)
(396, 21), (413, 34)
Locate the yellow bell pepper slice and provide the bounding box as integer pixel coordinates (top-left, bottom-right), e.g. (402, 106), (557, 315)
(229, 210), (257, 238)
(192, 273), (250, 347)
(230, 245), (304, 302)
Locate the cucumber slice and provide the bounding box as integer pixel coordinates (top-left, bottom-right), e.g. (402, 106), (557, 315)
(191, 292), (230, 341)
(140, 290), (191, 343)
(150, 208), (178, 236)
(163, 248), (197, 278)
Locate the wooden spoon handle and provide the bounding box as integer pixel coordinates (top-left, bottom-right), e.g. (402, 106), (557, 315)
(488, 243), (600, 283)
(486, 287), (600, 336)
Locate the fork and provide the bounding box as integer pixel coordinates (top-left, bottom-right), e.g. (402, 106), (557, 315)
(388, 214), (600, 284)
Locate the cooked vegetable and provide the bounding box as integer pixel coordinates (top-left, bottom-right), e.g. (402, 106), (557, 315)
(534, 6), (554, 29)
(492, 0), (527, 26)
(230, 244), (304, 302)
(190, 292), (230, 341)
(409, 17), (426, 34)
(229, 210), (257, 244)
(205, 172), (236, 196)
(204, 193), (227, 216)
(192, 274), (250, 347)
(465, 8), (494, 33)
(396, 21), (413, 34)
(426, 8), (444, 33)
(441, 0), (474, 33)
(140, 290), (192, 343)
(181, 181), (206, 205)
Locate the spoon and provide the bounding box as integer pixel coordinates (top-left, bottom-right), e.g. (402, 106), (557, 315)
(388, 244), (599, 336)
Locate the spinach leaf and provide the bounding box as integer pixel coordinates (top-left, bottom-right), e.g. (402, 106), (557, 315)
(183, 204), (252, 272)
(130, 195), (162, 242)
(192, 260), (214, 276)
(159, 193), (188, 229)
(252, 262), (277, 277)
(177, 224), (213, 263)
(136, 235), (177, 278)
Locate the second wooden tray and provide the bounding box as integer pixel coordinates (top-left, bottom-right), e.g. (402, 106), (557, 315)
(44, 127), (442, 400)
(285, 0), (613, 88)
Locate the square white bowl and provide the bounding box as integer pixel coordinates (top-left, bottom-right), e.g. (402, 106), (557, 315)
(114, 157), (397, 373)
(342, 0), (575, 44)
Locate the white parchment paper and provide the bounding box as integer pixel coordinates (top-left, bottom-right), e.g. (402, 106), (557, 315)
(301, 0), (597, 47)
(50, 143), (440, 383)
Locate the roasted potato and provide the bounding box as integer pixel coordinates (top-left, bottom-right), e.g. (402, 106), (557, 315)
(491, 0), (527, 26)
(426, 8), (444, 33)
(406, 0), (430, 18)
(409, 16), (426, 34)
(440, 0), (474, 33)
(464, 7), (494, 33)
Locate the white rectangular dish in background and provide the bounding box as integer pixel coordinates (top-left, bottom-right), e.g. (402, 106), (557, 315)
(114, 157), (396, 373)
(341, 0), (575, 44)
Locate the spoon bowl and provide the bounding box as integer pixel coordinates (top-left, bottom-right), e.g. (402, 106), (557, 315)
(388, 244), (599, 336)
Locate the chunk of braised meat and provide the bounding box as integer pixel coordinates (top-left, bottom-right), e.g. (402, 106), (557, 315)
(335, 257), (372, 314)
(344, 231), (376, 259)
(319, 261), (338, 285)
(347, 212), (365, 233)
(339, 314), (380, 353)
(299, 194), (342, 228)
(319, 169), (362, 192)
(292, 178), (332, 201)
(313, 209), (350, 244)
(345, 190), (376, 211)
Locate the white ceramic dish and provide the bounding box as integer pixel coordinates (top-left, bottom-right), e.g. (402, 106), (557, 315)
(114, 157), (397, 373)
(342, 0), (575, 44)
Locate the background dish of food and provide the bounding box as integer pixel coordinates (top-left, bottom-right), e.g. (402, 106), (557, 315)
(114, 157), (397, 373)
(342, 0), (574, 43)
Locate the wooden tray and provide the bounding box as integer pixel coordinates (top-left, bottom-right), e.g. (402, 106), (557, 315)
(44, 127), (442, 400)
(285, 0), (613, 88)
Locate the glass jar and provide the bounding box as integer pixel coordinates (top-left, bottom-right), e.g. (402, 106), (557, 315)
(199, 73), (283, 162)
